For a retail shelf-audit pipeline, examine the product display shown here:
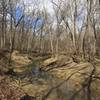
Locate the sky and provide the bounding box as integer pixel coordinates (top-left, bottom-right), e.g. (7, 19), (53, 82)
(20, 0), (54, 14)
(6, 2), (43, 32)
(12, 0), (87, 32)
(15, 0), (54, 31)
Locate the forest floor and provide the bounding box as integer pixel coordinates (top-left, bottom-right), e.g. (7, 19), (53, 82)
(0, 50), (100, 100)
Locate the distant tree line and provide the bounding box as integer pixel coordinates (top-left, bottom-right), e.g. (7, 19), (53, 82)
(0, 0), (100, 61)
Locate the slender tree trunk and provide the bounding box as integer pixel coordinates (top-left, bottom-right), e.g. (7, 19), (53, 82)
(9, 28), (16, 64)
(49, 29), (54, 55)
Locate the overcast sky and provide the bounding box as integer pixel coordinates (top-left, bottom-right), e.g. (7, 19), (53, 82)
(19, 0), (54, 14)
(17, 0), (88, 30)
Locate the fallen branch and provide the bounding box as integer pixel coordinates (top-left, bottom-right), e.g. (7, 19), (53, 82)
(46, 60), (73, 72)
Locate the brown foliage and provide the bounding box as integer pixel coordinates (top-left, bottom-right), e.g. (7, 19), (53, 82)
(0, 79), (25, 100)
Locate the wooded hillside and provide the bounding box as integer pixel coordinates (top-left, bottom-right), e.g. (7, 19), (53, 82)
(0, 0), (100, 100)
